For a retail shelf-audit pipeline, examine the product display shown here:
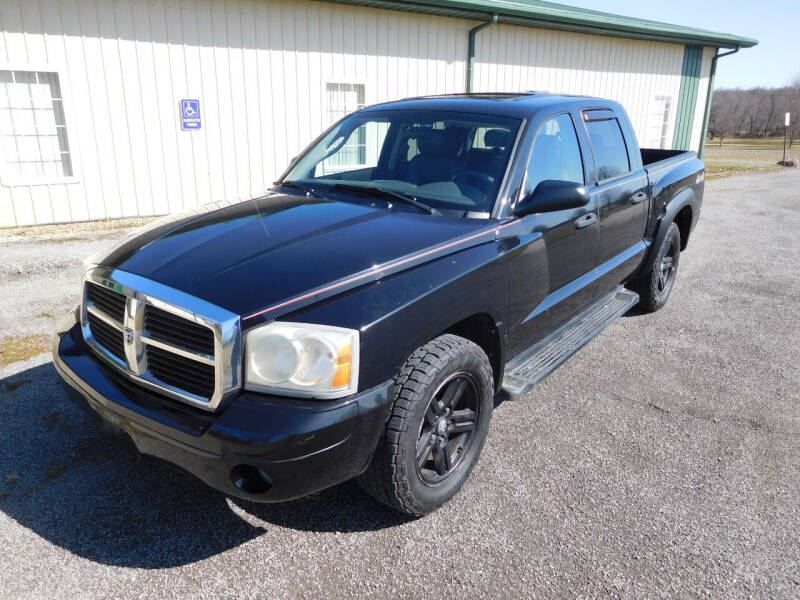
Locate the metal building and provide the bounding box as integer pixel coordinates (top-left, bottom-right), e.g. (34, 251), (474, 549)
(0, 0), (755, 227)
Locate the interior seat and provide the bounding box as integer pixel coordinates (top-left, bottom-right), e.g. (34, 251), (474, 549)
(468, 128), (513, 181)
(406, 131), (457, 185)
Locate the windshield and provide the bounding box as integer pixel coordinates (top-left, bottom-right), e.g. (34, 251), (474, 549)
(283, 109), (522, 216)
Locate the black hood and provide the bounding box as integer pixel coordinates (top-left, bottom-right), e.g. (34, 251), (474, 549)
(95, 194), (493, 318)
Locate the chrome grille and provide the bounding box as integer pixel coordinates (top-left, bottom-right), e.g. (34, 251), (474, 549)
(80, 267), (241, 411)
(143, 305), (215, 356)
(86, 311), (125, 361)
(86, 283), (126, 323)
(146, 345), (216, 398)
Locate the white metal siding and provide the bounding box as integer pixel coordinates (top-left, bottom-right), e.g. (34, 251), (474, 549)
(0, 0), (469, 226)
(0, 0), (711, 226)
(473, 23), (688, 152)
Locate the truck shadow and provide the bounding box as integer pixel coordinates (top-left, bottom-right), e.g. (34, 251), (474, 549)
(0, 362), (407, 569)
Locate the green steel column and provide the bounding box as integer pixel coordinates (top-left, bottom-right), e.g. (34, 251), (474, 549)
(672, 45), (704, 151)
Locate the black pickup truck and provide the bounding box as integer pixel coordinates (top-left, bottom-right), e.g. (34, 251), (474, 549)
(53, 93), (704, 516)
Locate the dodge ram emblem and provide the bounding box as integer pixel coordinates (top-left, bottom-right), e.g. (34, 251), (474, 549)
(124, 328), (134, 345)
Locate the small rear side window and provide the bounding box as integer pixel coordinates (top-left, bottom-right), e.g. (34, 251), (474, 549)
(585, 118), (630, 181)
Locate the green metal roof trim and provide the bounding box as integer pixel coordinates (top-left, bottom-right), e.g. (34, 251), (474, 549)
(318, 0), (758, 48)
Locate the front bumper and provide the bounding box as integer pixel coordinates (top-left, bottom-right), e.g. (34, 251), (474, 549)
(53, 309), (393, 502)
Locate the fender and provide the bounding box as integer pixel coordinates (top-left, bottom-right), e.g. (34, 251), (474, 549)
(635, 160), (704, 278)
(283, 239), (510, 392)
(240, 223), (504, 325)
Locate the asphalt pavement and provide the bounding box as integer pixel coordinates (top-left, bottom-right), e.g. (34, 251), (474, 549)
(0, 169), (798, 599)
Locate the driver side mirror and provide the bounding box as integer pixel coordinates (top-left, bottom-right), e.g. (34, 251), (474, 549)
(514, 180), (589, 216)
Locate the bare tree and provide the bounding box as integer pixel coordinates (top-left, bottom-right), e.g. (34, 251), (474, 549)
(710, 84), (800, 147)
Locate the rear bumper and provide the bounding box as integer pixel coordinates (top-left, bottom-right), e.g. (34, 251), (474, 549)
(53, 309), (393, 502)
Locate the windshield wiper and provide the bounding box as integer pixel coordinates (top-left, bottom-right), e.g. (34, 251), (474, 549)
(272, 179), (308, 192)
(273, 180), (334, 202)
(332, 183), (441, 216)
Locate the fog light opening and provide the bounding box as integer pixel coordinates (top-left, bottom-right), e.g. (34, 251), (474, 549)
(230, 464), (272, 495)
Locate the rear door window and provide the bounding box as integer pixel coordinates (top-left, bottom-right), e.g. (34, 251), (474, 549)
(584, 117), (630, 181)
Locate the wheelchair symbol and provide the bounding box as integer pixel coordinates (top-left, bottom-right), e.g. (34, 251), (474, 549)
(182, 100), (198, 117)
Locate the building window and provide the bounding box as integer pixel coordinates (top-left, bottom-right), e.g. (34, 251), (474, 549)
(0, 70), (73, 181)
(644, 95), (673, 149)
(325, 83), (366, 168)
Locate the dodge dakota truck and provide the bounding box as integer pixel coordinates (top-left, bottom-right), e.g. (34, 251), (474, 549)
(53, 93), (704, 516)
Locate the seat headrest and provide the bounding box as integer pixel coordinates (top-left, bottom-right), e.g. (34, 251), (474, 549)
(483, 128), (512, 149)
(417, 131), (447, 156)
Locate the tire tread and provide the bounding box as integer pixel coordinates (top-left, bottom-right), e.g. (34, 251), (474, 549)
(636, 222), (681, 313)
(357, 334), (492, 516)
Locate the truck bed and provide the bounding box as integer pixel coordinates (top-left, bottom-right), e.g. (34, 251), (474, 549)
(641, 148), (695, 171)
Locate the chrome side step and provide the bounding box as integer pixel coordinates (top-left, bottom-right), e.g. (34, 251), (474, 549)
(501, 286), (639, 401)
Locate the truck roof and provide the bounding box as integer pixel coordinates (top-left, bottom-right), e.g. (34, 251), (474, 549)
(361, 92), (619, 119)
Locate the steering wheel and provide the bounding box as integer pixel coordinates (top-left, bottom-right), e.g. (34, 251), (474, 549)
(452, 171), (494, 187)
(452, 172), (495, 190)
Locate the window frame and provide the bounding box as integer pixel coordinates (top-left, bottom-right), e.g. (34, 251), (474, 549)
(0, 63), (80, 187)
(322, 81), (367, 172)
(580, 108), (634, 185)
(521, 110), (587, 199)
(644, 95), (673, 150)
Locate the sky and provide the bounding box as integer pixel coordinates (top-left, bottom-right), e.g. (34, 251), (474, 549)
(564, 0), (799, 89)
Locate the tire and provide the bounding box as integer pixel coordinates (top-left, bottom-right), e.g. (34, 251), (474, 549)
(635, 221), (681, 313)
(357, 334), (493, 516)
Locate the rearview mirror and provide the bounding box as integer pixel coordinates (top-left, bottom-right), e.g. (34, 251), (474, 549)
(514, 180), (589, 216)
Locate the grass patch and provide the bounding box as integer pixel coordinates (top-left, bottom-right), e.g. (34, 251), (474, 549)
(0, 334), (51, 368)
(706, 164), (782, 180)
(704, 136), (795, 179)
(0, 216), (159, 238)
(31, 235), (91, 244)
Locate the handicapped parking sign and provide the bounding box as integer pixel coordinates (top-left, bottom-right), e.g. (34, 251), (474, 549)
(180, 99), (201, 130)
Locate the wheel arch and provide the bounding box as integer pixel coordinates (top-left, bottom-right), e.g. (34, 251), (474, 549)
(637, 188), (696, 278)
(674, 204), (693, 251)
(443, 313), (504, 392)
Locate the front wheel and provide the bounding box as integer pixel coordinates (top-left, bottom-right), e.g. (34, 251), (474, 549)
(357, 334), (493, 516)
(635, 222), (681, 312)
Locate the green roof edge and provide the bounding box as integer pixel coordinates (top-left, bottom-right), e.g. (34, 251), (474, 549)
(317, 0), (758, 48)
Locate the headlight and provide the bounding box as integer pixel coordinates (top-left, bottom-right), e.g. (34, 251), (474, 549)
(245, 322), (359, 398)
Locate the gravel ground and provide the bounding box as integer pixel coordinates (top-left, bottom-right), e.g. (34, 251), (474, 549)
(1, 169), (799, 599)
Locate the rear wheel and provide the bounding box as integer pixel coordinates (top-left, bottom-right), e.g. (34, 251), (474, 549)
(357, 334), (493, 516)
(636, 222), (681, 312)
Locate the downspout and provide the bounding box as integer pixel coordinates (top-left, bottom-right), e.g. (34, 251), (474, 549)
(467, 14), (498, 93)
(698, 46), (739, 158)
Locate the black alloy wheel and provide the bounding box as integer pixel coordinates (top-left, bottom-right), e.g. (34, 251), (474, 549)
(415, 372), (480, 485)
(357, 334), (494, 516)
(635, 221), (681, 313)
(658, 238), (677, 297)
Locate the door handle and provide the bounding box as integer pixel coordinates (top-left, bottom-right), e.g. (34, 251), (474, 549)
(575, 213), (597, 230)
(630, 191), (647, 205)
